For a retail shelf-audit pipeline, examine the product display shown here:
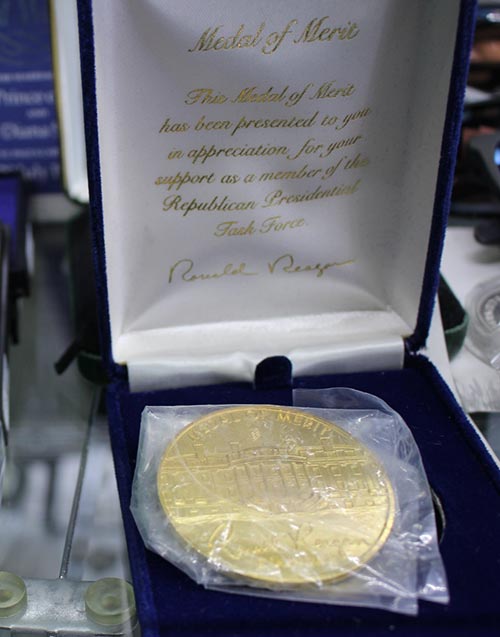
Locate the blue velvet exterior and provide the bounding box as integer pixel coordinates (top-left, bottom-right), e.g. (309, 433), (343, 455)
(108, 355), (500, 636)
(77, 0), (123, 382)
(407, 0), (475, 352)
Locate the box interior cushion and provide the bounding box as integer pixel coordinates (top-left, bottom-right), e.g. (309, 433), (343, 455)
(107, 355), (500, 636)
(81, 0), (465, 386)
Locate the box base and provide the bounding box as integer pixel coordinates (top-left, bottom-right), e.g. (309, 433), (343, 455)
(107, 355), (500, 636)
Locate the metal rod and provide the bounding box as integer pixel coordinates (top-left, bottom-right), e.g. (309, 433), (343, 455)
(59, 388), (101, 580)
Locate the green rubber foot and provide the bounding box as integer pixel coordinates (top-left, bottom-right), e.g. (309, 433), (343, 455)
(85, 577), (136, 626)
(0, 571), (27, 618)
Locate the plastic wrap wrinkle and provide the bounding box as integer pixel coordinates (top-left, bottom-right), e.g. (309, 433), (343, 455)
(131, 390), (448, 614)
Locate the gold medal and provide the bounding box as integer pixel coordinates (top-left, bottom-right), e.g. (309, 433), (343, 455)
(157, 406), (395, 587)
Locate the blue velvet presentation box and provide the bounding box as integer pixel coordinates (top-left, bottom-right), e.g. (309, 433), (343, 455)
(78, 1), (500, 635)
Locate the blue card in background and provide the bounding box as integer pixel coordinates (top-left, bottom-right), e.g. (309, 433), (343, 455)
(0, 0), (61, 194)
(0, 174), (28, 288)
(0, 175), (20, 249)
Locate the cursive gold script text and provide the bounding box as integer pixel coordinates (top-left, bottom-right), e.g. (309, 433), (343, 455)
(268, 253), (354, 277)
(168, 259), (258, 284)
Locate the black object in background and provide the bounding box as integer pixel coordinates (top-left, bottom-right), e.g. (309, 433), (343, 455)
(55, 209), (106, 384)
(439, 275), (469, 360)
(0, 174), (31, 345)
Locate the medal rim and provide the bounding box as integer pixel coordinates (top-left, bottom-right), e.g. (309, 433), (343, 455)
(156, 405), (396, 587)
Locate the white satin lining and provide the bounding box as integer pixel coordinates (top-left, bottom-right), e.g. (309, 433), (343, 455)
(87, 1), (459, 390)
(123, 310), (408, 390)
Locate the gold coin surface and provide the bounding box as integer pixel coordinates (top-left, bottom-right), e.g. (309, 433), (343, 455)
(157, 406), (395, 586)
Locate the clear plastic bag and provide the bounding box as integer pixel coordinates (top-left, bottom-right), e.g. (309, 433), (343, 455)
(131, 389), (448, 615)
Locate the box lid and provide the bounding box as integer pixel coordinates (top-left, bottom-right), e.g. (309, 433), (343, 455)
(78, 0), (473, 390)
